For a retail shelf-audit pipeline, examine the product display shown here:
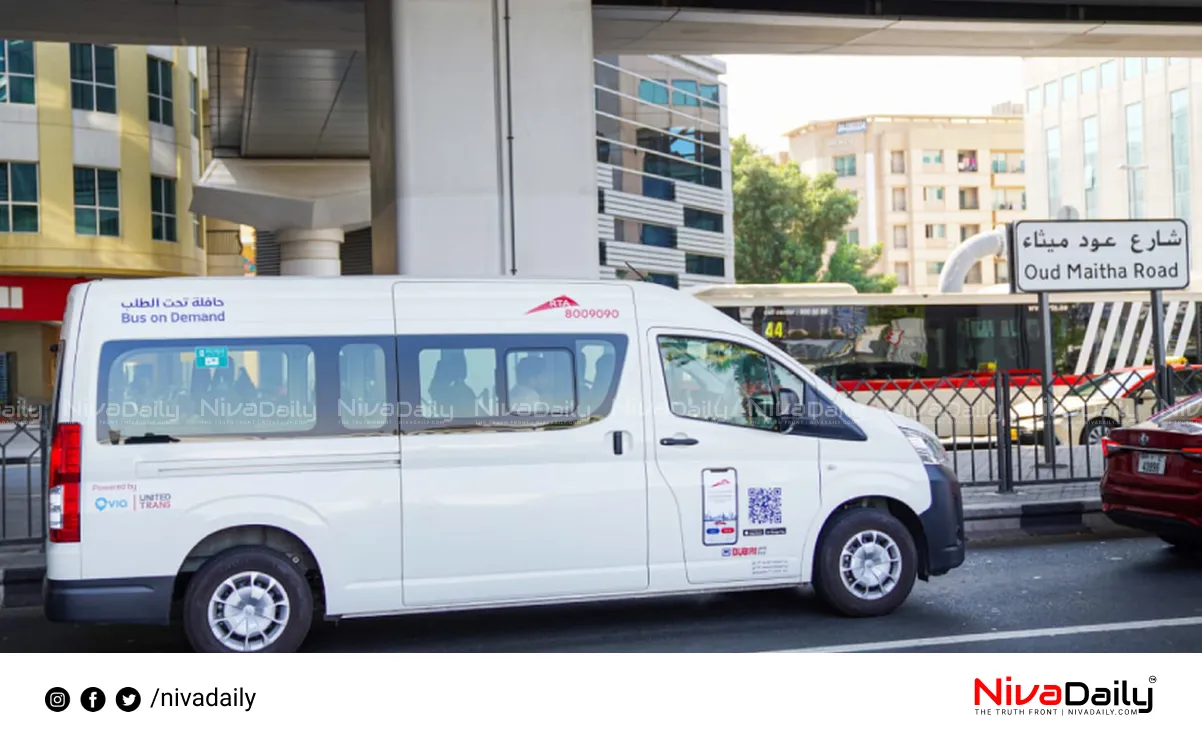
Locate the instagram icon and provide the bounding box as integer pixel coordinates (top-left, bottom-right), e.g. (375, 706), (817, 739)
(44, 687), (70, 712)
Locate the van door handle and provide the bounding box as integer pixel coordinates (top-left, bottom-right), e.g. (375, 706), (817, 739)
(612, 431), (624, 455)
(660, 436), (699, 446)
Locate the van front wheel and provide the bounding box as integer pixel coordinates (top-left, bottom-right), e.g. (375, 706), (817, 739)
(813, 508), (918, 618)
(182, 547), (314, 653)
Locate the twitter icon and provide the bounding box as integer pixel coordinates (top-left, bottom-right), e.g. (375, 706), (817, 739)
(115, 687), (141, 712)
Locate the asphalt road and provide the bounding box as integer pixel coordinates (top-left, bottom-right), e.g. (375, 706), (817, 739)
(2, 534), (1201, 653)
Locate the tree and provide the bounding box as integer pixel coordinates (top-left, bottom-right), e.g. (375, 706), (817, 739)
(731, 134), (893, 293)
(822, 239), (898, 293)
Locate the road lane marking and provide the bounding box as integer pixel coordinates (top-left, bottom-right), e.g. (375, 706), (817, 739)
(769, 615), (1202, 653)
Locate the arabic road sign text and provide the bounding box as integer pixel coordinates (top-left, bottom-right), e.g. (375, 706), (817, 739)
(1011, 219), (1190, 293)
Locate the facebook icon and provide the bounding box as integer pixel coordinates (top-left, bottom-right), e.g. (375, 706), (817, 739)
(81, 687), (106, 712)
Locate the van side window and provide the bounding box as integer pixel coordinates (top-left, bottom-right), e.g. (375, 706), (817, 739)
(339, 343), (390, 430)
(658, 336), (776, 430)
(98, 342), (317, 441)
(418, 347), (498, 420)
(400, 333), (628, 433)
(505, 348), (575, 416)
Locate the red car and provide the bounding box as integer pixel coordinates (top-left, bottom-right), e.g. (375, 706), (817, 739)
(1101, 392), (1202, 550)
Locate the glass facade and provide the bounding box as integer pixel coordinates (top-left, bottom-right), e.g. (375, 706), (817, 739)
(1045, 127), (1061, 217)
(1171, 89), (1190, 223)
(1125, 102), (1144, 218)
(1082, 116), (1099, 219)
(0, 40), (35, 104)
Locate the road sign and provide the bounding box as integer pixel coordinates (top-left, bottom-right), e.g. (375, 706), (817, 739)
(1011, 219), (1190, 293)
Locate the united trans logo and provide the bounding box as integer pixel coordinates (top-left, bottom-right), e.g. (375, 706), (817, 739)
(974, 676), (1155, 716)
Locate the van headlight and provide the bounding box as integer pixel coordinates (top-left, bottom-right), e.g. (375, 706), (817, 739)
(901, 426), (950, 466)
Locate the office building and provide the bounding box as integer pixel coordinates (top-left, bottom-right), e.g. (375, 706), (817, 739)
(785, 114), (1026, 293)
(0, 40), (212, 405)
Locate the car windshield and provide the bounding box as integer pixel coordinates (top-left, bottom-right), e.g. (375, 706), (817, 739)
(1151, 391), (1202, 422)
(1069, 371), (1145, 400)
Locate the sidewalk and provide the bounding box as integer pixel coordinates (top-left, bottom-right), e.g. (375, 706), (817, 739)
(0, 480), (1135, 610)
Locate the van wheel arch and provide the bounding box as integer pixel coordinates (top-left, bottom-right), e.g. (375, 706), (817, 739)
(172, 525), (327, 614)
(816, 497), (930, 581)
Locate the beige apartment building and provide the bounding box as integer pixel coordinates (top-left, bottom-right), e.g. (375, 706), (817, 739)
(785, 114), (1026, 293)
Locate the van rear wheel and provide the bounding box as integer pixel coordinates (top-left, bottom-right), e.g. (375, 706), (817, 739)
(813, 508), (918, 618)
(182, 546), (314, 653)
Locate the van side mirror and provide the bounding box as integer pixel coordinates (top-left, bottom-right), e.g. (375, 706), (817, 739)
(777, 387), (803, 432)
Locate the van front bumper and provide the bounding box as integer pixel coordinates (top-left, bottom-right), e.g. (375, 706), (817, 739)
(43, 576), (174, 625)
(920, 463), (966, 577)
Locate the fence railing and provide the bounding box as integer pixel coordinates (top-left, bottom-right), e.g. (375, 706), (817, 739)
(0, 405), (48, 547)
(823, 366), (1201, 489)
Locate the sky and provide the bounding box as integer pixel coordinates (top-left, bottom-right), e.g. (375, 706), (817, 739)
(715, 55), (1026, 154)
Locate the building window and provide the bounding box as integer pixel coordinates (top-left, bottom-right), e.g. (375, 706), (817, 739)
(893, 225), (908, 248)
(959, 187), (980, 210)
(957, 150), (978, 172)
(640, 223), (675, 248)
(965, 262), (983, 285)
(1123, 57), (1141, 80)
(147, 55), (174, 126)
(683, 207), (723, 233)
(993, 187), (1026, 211)
(69, 43), (117, 114)
(1043, 80), (1059, 107)
(190, 74), (199, 138)
(960, 224), (982, 242)
(922, 149), (943, 165)
(927, 261), (945, 275)
(895, 261), (909, 285)
(845, 229), (860, 246)
(1125, 102), (1144, 219)
(1101, 59), (1118, 87)
(193, 213), (202, 247)
(992, 152), (1023, 174)
(1082, 115), (1099, 219)
(0, 40), (35, 104)
(1146, 57), (1165, 73)
(637, 79), (669, 105)
(73, 167), (120, 236)
(995, 258), (1010, 283)
(834, 155), (856, 177)
(1081, 66), (1098, 93)
(1062, 73), (1078, 100)
(0, 162), (38, 232)
(1046, 127), (1061, 217)
(150, 175), (177, 242)
(698, 83), (720, 108)
(685, 254), (725, 276)
(1171, 89), (1190, 223)
(671, 80), (700, 106)
(890, 150), (905, 174)
(1026, 87), (1040, 112)
(923, 186), (945, 202)
(646, 272), (679, 289)
(924, 224), (947, 240)
(892, 187), (907, 212)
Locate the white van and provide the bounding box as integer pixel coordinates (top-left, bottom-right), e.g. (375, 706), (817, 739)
(43, 277), (965, 653)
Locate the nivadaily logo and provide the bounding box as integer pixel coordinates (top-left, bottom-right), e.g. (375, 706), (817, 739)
(974, 676), (1154, 716)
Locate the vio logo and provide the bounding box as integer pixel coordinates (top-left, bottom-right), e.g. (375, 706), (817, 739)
(95, 496), (129, 512)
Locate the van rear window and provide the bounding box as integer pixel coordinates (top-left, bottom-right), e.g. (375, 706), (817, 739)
(98, 341), (317, 442)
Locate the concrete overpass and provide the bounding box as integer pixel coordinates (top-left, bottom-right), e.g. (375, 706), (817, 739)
(9, 0), (1202, 279)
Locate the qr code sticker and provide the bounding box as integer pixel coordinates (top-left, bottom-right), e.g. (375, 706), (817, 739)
(748, 487), (782, 525)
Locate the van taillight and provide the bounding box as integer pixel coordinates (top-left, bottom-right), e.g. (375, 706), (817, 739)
(48, 422), (81, 543)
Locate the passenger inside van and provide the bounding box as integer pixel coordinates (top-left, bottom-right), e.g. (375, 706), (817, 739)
(509, 355), (550, 412)
(428, 350), (478, 420)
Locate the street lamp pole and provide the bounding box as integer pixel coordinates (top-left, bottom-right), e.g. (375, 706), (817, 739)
(1117, 162), (1170, 406)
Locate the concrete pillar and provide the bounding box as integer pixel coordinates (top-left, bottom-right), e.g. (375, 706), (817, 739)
(365, 0), (597, 278)
(278, 228), (343, 276)
(205, 217), (245, 276)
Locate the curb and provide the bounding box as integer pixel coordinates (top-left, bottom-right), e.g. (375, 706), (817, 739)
(0, 498), (1144, 610)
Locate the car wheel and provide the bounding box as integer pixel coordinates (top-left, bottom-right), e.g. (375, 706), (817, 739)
(1080, 418), (1118, 446)
(813, 508), (918, 618)
(182, 546), (314, 653)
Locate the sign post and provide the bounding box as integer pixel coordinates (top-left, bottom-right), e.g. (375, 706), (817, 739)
(1010, 218), (1190, 457)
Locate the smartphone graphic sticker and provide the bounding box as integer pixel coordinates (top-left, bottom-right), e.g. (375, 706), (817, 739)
(702, 468), (738, 546)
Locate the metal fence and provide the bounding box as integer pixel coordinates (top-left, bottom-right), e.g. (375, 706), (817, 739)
(0, 407), (47, 547)
(825, 366), (1202, 490)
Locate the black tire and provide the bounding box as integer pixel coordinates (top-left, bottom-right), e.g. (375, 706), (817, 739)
(813, 508), (918, 618)
(1080, 418), (1118, 446)
(182, 546), (314, 653)
(1159, 535), (1202, 552)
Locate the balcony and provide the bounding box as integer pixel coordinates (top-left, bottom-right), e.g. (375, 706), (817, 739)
(957, 150), (979, 173)
(959, 188), (980, 211)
